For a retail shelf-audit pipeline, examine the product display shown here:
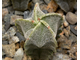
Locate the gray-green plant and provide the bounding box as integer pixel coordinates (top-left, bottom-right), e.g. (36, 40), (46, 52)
(15, 3), (64, 60)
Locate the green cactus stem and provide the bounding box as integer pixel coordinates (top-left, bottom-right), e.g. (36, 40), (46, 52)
(15, 3), (64, 60)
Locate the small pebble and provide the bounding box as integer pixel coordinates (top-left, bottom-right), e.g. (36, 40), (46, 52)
(4, 14), (12, 31)
(14, 48), (24, 60)
(2, 40), (8, 45)
(40, 4), (47, 11)
(2, 33), (10, 41)
(47, 0), (58, 12)
(2, 59), (4, 60)
(74, 2), (77, 10)
(63, 26), (70, 37)
(9, 36), (19, 44)
(63, 21), (69, 27)
(4, 57), (13, 60)
(67, 44), (77, 59)
(57, 9), (64, 15)
(20, 41), (24, 48)
(16, 32), (25, 42)
(63, 29), (70, 37)
(11, 36), (19, 43)
(2, 25), (6, 34)
(2, 51), (6, 56)
(6, 27), (16, 37)
(2, 8), (8, 20)
(74, 26), (77, 30)
(12, 0), (30, 11)
(22, 54), (27, 60)
(2, 43), (15, 57)
(66, 12), (77, 24)
(63, 16), (69, 27)
(15, 11), (24, 15)
(7, 6), (15, 14)
(2, 0), (11, 7)
(57, 35), (72, 50)
(75, 11), (77, 15)
(2, 27), (16, 41)
(23, 11), (30, 19)
(52, 53), (71, 60)
(70, 25), (77, 35)
(42, 10), (48, 14)
(15, 43), (20, 50)
(75, 52), (77, 56)
(44, 0), (51, 4)
(22, 54), (32, 60)
(69, 32), (77, 43)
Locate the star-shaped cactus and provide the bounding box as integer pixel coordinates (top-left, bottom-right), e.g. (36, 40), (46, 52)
(15, 3), (64, 60)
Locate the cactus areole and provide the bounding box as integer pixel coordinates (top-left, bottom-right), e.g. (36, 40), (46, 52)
(15, 3), (64, 60)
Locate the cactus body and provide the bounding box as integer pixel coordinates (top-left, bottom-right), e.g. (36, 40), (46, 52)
(16, 3), (64, 60)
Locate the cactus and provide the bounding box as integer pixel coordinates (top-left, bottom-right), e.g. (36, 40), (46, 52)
(15, 3), (64, 60)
